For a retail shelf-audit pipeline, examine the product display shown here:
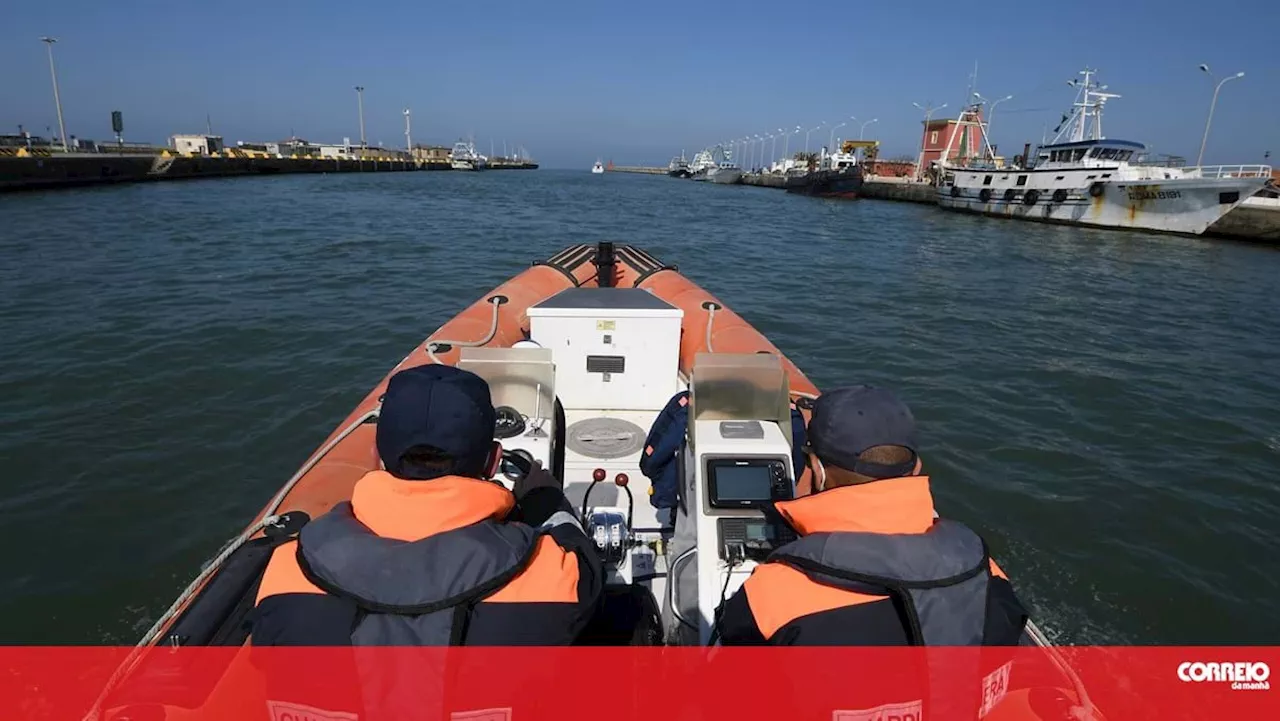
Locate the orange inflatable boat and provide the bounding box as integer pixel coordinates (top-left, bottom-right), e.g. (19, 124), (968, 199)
(82, 243), (1098, 721)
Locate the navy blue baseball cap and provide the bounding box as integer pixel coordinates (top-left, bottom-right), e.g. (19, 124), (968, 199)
(807, 385), (919, 479)
(376, 364), (496, 479)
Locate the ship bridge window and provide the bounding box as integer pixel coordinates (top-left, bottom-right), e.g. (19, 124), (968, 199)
(1016, 175), (1028, 186)
(983, 175), (993, 185)
(1117, 150), (1133, 162)
(1099, 148), (1119, 160)
(1089, 148), (1102, 158)
(1073, 149), (1087, 161)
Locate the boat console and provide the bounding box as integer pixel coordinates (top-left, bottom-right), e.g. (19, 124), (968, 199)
(463, 303), (799, 646)
(687, 353), (796, 643)
(457, 346), (558, 485)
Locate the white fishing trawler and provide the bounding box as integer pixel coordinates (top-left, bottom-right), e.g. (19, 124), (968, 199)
(451, 140), (488, 171)
(688, 149), (716, 182)
(935, 68), (1271, 235)
(707, 145), (743, 185)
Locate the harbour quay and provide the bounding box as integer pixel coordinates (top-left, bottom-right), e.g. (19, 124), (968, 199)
(0, 135), (538, 193)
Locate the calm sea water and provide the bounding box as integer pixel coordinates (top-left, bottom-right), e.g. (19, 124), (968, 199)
(1, 170), (1277, 644)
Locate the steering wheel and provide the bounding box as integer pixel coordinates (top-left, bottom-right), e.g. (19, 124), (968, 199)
(499, 448), (535, 483)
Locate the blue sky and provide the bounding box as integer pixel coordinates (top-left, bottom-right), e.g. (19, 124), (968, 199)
(4, 0), (1276, 168)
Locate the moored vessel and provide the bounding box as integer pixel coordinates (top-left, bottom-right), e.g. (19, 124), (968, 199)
(935, 68), (1270, 235)
(668, 151), (691, 178)
(688, 149), (716, 181)
(592, 159), (605, 174)
(450, 140), (488, 170)
(785, 143), (864, 199)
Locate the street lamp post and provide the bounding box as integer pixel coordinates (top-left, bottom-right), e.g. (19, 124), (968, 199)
(859, 118), (878, 140)
(1196, 65), (1245, 167)
(783, 125), (799, 165)
(912, 102), (947, 181)
(829, 120), (849, 152)
(972, 93), (1012, 157)
(40, 37), (68, 152)
(805, 122), (825, 154)
(354, 86), (366, 149)
(403, 108), (411, 152)
(754, 135), (763, 170)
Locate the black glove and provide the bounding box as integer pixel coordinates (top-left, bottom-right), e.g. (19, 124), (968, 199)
(512, 461), (573, 527)
(512, 459), (562, 498)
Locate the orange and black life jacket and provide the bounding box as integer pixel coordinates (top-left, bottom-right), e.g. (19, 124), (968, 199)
(253, 471), (593, 646)
(718, 476), (1026, 646)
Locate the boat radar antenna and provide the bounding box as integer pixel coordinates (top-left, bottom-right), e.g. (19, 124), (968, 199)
(1055, 68), (1120, 144)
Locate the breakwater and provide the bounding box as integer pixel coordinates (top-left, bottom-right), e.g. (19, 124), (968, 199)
(0, 154), (535, 192)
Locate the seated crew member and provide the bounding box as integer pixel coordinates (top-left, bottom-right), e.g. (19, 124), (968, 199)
(716, 385), (1027, 646)
(251, 363), (603, 646)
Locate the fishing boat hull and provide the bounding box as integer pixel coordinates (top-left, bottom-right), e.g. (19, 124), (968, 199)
(785, 167), (865, 199)
(668, 167), (691, 178)
(708, 167), (743, 185)
(937, 170), (1267, 235)
(451, 159), (486, 171)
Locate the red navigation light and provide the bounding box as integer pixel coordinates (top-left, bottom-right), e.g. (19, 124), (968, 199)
(592, 468), (607, 482)
(615, 473), (629, 487)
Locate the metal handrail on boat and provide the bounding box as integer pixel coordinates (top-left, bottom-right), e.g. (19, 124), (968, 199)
(1182, 164), (1273, 179)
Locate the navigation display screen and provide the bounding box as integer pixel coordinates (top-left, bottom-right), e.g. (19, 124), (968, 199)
(713, 464), (774, 502)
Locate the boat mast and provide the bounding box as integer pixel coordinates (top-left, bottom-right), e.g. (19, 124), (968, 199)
(1056, 68), (1120, 144)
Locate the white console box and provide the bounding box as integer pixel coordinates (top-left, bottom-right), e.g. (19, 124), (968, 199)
(528, 288), (684, 411)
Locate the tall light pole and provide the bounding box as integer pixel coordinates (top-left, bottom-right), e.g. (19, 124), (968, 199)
(829, 120), (850, 152)
(912, 102), (947, 180)
(783, 125), (799, 164)
(354, 86), (366, 149)
(40, 37), (68, 152)
(1196, 65), (1244, 167)
(972, 92), (1012, 156)
(753, 134), (763, 170)
(859, 118), (878, 140)
(805, 122), (825, 154)
(403, 108), (412, 152)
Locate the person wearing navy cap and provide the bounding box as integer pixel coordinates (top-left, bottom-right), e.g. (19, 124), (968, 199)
(251, 364), (602, 648)
(716, 386), (1028, 647)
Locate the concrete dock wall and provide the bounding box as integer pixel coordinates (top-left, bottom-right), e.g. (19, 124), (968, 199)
(1206, 198), (1280, 242)
(0, 154), (520, 192)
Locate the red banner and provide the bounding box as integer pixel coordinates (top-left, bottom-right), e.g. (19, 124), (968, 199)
(0, 647), (1274, 721)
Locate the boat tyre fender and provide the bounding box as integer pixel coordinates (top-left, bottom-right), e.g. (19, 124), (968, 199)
(978, 188), (992, 203)
(1023, 189), (1040, 206)
(1004, 188), (1018, 202)
(1089, 181), (1105, 198)
(1052, 189), (1069, 204)
(950, 185), (962, 198)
